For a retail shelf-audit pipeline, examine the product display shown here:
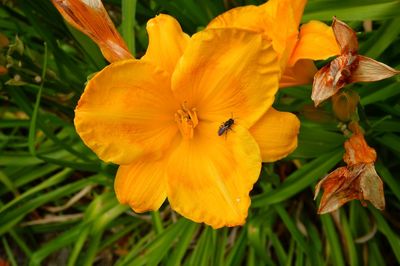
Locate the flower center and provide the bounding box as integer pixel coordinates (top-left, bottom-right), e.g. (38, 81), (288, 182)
(175, 102), (198, 139)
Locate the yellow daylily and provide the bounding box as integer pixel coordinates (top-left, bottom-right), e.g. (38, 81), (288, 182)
(52, 0), (132, 62)
(207, 0), (340, 87)
(74, 14), (300, 228)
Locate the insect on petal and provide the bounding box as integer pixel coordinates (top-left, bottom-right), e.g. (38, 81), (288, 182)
(167, 123), (261, 228)
(171, 28), (280, 128)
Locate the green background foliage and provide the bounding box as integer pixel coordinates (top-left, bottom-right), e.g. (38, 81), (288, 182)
(1, 0), (400, 265)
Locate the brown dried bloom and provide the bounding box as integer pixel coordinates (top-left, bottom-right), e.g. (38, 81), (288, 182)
(315, 123), (385, 214)
(312, 17), (399, 106)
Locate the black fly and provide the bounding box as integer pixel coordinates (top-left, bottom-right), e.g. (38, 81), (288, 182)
(218, 118), (235, 136)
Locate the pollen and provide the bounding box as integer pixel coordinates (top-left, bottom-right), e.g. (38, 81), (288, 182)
(175, 102), (198, 140)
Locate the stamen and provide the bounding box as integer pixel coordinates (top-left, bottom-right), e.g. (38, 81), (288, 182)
(175, 102), (198, 139)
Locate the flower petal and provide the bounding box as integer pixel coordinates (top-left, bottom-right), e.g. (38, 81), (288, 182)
(261, 0), (306, 68)
(315, 163), (385, 214)
(288, 0), (308, 27)
(167, 123), (261, 228)
(351, 55), (400, 82)
(343, 132), (376, 166)
(315, 165), (363, 214)
(360, 164), (385, 210)
(280, 59), (318, 88)
(207, 5), (266, 34)
(52, 0), (132, 62)
(141, 14), (190, 75)
(311, 56), (352, 107)
(249, 108), (300, 162)
(74, 59), (179, 164)
(172, 28), (280, 128)
(311, 64), (338, 106)
(207, 0), (306, 70)
(332, 17), (358, 54)
(115, 156), (167, 212)
(288, 21), (340, 66)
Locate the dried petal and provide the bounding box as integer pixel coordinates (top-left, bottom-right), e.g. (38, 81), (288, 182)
(332, 17), (358, 54)
(315, 165), (364, 214)
(316, 163), (385, 214)
(359, 164), (385, 210)
(351, 55), (400, 82)
(343, 133), (376, 166)
(312, 18), (399, 106)
(312, 64), (336, 106)
(312, 53), (358, 106)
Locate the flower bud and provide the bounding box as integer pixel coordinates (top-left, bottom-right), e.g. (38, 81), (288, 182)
(332, 90), (359, 122)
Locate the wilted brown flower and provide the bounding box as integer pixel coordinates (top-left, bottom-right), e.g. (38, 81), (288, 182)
(312, 17), (399, 106)
(315, 125), (385, 214)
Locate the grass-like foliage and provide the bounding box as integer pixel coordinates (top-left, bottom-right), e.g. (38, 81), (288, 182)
(1, 0), (400, 265)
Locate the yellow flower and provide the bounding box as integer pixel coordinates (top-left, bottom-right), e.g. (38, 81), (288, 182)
(207, 0), (340, 87)
(51, 0), (132, 62)
(74, 15), (300, 228)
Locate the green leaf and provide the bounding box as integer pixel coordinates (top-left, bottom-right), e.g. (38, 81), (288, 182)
(320, 214), (345, 266)
(370, 208), (400, 263)
(122, 0), (137, 56)
(291, 126), (345, 158)
(253, 150), (342, 206)
(303, 0), (400, 21)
